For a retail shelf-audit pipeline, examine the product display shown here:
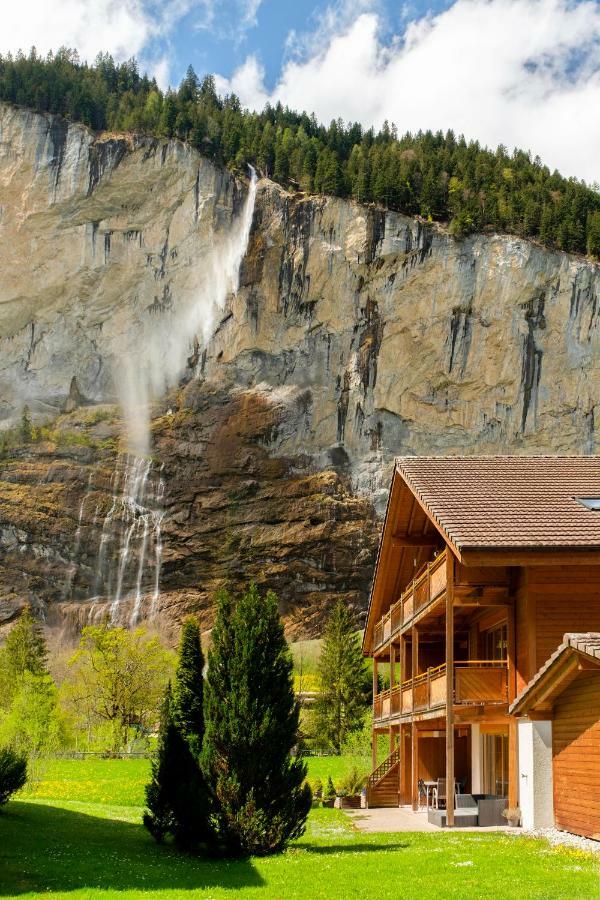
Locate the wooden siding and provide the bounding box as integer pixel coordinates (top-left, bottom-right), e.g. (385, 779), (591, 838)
(553, 673), (600, 840)
(528, 567), (600, 670)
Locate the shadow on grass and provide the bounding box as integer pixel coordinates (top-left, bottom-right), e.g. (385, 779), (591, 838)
(299, 842), (410, 854)
(0, 802), (263, 895)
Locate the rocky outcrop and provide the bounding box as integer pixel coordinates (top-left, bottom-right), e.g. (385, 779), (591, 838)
(1, 102), (600, 639)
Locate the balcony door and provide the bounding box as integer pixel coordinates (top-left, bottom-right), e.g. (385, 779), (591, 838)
(484, 622), (507, 661)
(482, 731), (508, 797)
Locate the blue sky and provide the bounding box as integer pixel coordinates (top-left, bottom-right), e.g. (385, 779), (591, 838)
(3, 1), (600, 182)
(161, 0), (452, 89)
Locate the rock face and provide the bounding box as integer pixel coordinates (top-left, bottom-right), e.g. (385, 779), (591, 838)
(1, 102), (600, 638)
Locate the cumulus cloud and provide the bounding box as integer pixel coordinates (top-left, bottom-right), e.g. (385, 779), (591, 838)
(0, 1), (158, 62)
(217, 0), (600, 183)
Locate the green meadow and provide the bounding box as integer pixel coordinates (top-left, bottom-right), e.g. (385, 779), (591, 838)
(0, 758), (597, 899)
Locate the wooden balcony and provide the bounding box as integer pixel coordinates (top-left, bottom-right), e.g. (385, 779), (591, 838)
(373, 660), (509, 722)
(373, 550), (447, 650)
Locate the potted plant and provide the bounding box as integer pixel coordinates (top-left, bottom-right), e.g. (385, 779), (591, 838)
(502, 806), (521, 827)
(321, 775), (336, 808)
(337, 766), (367, 810)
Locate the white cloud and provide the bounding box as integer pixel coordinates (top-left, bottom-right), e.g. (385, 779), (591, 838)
(218, 0), (600, 183)
(0, 1), (157, 62)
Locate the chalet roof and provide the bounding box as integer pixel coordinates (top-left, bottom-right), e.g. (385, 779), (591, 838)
(396, 456), (600, 551)
(363, 456), (600, 655)
(509, 633), (600, 716)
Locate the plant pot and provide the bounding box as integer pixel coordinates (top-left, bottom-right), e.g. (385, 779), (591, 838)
(321, 798), (335, 808)
(340, 795), (362, 809)
(506, 816), (520, 827)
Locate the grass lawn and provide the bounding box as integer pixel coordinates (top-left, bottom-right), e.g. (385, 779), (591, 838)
(0, 760), (598, 899)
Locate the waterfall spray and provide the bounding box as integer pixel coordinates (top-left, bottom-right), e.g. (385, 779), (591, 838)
(73, 167), (258, 624)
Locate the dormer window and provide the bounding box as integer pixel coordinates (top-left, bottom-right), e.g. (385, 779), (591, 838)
(575, 497), (600, 511)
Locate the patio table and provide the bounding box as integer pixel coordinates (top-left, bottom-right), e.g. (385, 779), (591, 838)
(423, 780), (437, 810)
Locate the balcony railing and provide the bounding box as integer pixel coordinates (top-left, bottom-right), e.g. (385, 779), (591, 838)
(373, 660), (509, 721)
(373, 549), (447, 650)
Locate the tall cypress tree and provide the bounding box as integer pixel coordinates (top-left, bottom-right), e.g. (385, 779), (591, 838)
(313, 599), (369, 754)
(144, 621), (211, 851)
(143, 684), (177, 843)
(172, 617), (204, 758)
(202, 584), (311, 857)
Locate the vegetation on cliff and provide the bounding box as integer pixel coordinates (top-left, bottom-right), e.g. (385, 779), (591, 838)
(1, 49), (599, 256)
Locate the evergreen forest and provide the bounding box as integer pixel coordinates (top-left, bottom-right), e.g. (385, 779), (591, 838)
(1, 48), (600, 257)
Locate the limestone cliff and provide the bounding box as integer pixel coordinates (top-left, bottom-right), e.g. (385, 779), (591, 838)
(1, 102), (599, 639)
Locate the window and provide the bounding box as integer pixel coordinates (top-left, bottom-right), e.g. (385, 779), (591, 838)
(484, 623), (507, 661)
(482, 733), (508, 797)
(575, 497), (600, 511)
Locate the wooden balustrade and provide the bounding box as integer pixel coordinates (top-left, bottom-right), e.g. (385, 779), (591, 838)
(372, 660), (508, 721)
(373, 550), (447, 650)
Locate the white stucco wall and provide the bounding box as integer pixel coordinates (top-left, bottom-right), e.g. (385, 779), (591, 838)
(471, 724), (482, 794)
(518, 719), (554, 829)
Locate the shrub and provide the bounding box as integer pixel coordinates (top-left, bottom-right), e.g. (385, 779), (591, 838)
(322, 776), (336, 802)
(0, 747), (27, 806)
(337, 765), (367, 798)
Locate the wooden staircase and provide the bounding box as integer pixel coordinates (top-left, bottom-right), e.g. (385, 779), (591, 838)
(366, 747), (400, 808)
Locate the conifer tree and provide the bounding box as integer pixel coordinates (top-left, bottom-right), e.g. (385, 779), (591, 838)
(202, 584), (311, 856)
(314, 600), (369, 754)
(172, 617), (204, 758)
(144, 621), (211, 851)
(4, 606), (47, 680)
(143, 684), (177, 843)
(144, 680), (210, 850)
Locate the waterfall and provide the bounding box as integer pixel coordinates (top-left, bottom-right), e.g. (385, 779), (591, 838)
(67, 167), (258, 625)
(85, 454), (165, 625)
(116, 166), (258, 457)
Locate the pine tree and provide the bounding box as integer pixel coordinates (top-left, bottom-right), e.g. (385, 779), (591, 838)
(20, 405), (33, 443)
(144, 682), (210, 850)
(202, 584), (311, 856)
(313, 600), (369, 754)
(172, 617), (204, 758)
(4, 606), (47, 679)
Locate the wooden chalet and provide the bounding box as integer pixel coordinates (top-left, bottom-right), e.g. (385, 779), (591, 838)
(363, 457), (600, 835)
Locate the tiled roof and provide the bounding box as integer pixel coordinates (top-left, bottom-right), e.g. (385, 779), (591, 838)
(396, 456), (600, 549)
(509, 633), (600, 714)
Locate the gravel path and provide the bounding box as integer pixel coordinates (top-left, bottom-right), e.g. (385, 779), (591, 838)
(524, 827), (600, 854)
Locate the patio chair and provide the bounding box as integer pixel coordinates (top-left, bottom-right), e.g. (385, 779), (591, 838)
(432, 778), (446, 809)
(417, 779), (427, 809)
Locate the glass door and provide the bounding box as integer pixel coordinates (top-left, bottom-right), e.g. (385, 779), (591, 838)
(482, 732), (508, 797)
(484, 623), (507, 661)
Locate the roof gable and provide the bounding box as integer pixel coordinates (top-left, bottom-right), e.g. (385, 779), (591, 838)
(509, 633), (600, 715)
(397, 456), (600, 553)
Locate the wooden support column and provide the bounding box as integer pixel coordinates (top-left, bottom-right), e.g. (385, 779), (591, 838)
(445, 551), (455, 827)
(400, 635), (406, 684)
(507, 598), (518, 809)
(411, 722), (418, 811)
(372, 657), (379, 770)
(389, 723), (394, 754)
(390, 643), (396, 688)
(411, 624), (419, 811)
(412, 627), (419, 682)
(372, 656), (378, 702)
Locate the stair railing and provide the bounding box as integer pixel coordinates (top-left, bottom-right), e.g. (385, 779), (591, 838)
(368, 746), (401, 788)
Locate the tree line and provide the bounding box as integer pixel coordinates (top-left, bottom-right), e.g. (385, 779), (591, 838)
(1, 48), (600, 257)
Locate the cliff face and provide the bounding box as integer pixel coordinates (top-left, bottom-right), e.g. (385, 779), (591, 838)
(1, 103), (599, 639)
